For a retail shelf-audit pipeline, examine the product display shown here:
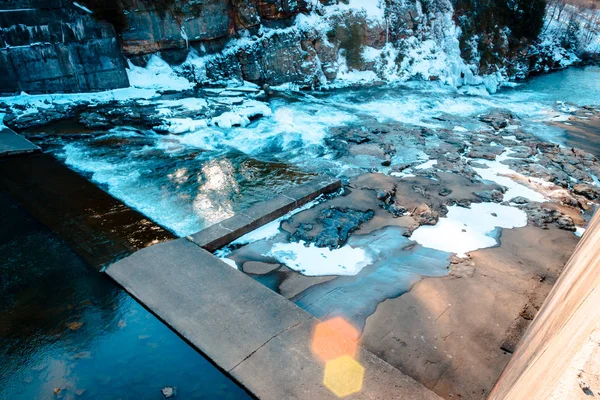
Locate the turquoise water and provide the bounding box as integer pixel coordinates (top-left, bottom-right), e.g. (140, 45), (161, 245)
(514, 65), (600, 106)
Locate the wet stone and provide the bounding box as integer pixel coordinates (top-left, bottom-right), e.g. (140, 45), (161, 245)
(475, 189), (504, 203)
(290, 207), (374, 249)
(242, 261), (281, 275)
(438, 188), (452, 197)
(510, 196), (530, 204)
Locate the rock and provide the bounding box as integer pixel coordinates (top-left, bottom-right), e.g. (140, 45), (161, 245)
(523, 204), (578, 232)
(288, 222), (314, 243)
(475, 190), (504, 203)
(509, 196), (530, 205)
(0, 4), (129, 94)
(386, 202), (407, 217)
(412, 203), (438, 226)
(573, 183), (600, 200)
(290, 207), (374, 249)
(479, 110), (515, 130)
(376, 190), (390, 201)
(161, 386), (175, 398)
(315, 208), (374, 249)
(556, 215), (576, 232)
(438, 188), (452, 197)
(466, 145), (504, 160)
(79, 112), (113, 130)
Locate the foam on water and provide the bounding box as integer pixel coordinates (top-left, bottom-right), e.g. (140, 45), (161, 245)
(158, 98), (357, 159)
(61, 142), (205, 236)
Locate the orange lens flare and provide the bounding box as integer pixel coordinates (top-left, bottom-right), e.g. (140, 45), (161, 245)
(311, 317), (360, 362)
(323, 355), (365, 398)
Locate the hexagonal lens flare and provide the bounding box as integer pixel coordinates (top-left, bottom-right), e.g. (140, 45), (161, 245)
(312, 317), (360, 362)
(323, 355), (365, 398)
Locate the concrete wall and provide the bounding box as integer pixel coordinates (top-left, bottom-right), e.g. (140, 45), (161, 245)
(0, 0), (129, 94)
(489, 210), (600, 399)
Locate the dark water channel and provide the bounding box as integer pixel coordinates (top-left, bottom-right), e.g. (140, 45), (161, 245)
(0, 185), (250, 399)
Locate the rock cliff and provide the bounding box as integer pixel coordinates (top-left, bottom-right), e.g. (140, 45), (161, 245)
(0, 0), (597, 94)
(0, 0), (129, 94)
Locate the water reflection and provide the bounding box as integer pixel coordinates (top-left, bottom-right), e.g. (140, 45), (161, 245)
(193, 159), (238, 226)
(0, 192), (250, 400)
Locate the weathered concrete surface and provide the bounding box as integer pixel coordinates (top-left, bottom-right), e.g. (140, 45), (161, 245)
(0, 127), (40, 157)
(232, 317), (444, 400)
(489, 210), (600, 400)
(107, 238), (442, 400)
(362, 224), (580, 400)
(189, 176), (341, 252)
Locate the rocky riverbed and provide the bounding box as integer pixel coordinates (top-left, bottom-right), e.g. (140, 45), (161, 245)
(215, 106), (599, 399)
(2, 66), (600, 400)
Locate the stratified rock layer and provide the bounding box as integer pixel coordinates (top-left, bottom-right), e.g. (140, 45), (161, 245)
(0, 0), (129, 94)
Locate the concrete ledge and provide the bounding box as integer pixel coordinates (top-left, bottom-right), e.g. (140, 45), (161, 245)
(231, 317), (443, 400)
(0, 127), (40, 157)
(106, 238), (441, 400)
(189, 177), (342, 252)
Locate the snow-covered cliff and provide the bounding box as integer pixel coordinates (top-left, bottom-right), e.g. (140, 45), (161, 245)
(0, 0), (598, 94)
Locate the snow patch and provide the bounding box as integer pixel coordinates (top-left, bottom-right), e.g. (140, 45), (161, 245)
(220, 257), (239, 269)
(472, 152), (546, 202)
(127, 55), (194, 91)
(267, 241), (372, 276)
(414, 159), (438, 170)
(411, 203), (528, 257)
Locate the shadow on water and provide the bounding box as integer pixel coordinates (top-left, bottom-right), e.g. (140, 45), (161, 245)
(0, 190), (251, 400)
(0, 153), (176, 270)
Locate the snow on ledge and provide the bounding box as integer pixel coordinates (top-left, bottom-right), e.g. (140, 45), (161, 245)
(73, 2), (94, 14)
(127, 55), (194, 91)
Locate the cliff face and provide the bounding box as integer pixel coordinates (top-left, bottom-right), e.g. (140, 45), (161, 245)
(0, 0), (596, 94)
(0, 0), (129, 94)
(116, 0), (312, 58)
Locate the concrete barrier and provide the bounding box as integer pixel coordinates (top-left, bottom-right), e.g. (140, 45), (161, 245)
(189, 176), (342, 252)
(0, 127), (40, 157)
(489, 210), (600, 399)
(107, 238), (441, 400)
